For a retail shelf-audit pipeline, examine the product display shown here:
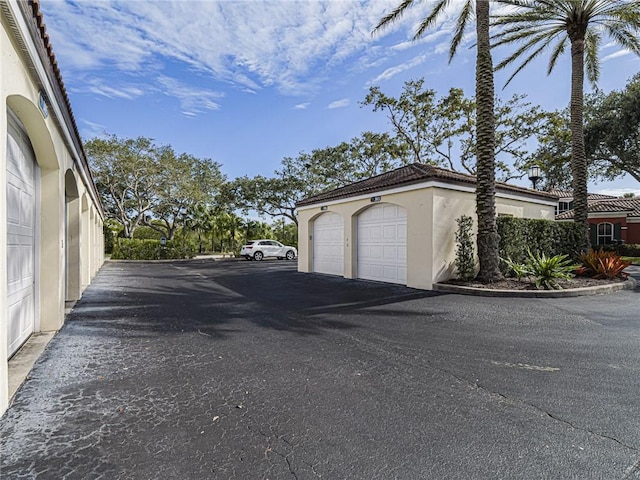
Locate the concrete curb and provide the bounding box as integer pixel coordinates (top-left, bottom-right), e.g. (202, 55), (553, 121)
(433, 277), (637, 298)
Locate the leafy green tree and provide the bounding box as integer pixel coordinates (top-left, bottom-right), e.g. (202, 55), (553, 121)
(585, 73), (640, 184)
(230, 133), (404, 225)
(493, 0), (640, 249)
(148, 147), (225, 240)
(363, 80), (549, 181)
(375, 0), (503, 283)
(185, 203), (214, 253)
(85, 135), (159, 238)
(86, 135), (225, 240)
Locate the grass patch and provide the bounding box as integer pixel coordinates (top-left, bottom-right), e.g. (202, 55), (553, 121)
(622, 256), (640, 265)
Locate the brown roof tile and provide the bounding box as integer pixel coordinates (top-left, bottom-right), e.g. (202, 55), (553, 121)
(556, 198), (640, 220)
(297, 163), (558, 207)
(548, 189), (618, 201)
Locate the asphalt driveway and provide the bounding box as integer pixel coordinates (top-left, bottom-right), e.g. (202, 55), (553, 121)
(1, 259), (639, 479)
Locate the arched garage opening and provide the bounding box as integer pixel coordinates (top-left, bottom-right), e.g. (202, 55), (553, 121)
(65, 170), (81, 302)
(312, 212), (344, 276)
(7, 95), (62, 332)
(356, 203), (407, 285)
(5, 112), (38, 357)
(81, 194), (90, 291)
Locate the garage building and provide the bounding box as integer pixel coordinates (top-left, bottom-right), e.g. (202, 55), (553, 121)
(1, 1), (105, 414)
(297, 163), (557, 290)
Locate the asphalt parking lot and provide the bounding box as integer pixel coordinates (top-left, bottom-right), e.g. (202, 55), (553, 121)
(1, 259), (639, 479)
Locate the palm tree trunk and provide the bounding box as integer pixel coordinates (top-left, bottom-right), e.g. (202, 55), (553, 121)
(475, 0), (501, 282)
(570, 35), (590, 251)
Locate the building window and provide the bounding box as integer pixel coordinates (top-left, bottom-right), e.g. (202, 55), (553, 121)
(597, 222), (614, 245)
(556, 201), (573, 215)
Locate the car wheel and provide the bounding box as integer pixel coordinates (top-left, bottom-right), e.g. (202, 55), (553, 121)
(254, 251), (264, 261)
(277, 257), (283, 260)
(244, 255), (251, 261)
(285, 250), (295, 260)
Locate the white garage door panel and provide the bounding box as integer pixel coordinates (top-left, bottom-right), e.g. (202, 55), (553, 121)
(6, 119), (37, 358)
(357, 204), (407, 285)
(313, 212), (344, 276)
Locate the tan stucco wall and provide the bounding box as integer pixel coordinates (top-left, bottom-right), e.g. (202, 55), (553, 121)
(0, 7), (105, 415)
(298, 184), (556, 291)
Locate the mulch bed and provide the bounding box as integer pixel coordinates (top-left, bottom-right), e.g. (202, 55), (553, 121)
(443, 276), (626, 291)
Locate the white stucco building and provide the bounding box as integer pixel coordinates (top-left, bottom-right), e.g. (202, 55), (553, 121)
(297, 164), (558, 290)
(1, 0), (105, 414)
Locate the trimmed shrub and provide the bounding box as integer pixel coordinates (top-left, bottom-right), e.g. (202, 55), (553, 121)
(455, 215), (476, 280)
(497, 217), (583, 274)
(103, 225), (115, 254)
(617, 244), (640, 257)
(111, 239), (195, 260)
(132, 226), (163, 240)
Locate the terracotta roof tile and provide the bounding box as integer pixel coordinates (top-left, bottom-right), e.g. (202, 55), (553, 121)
(297, 163), (558, 207)
(548, 189), (618, 201)
(556, 198), (640, 220)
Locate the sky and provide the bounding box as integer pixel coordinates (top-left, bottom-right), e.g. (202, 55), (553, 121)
(39, 0), (640, 196)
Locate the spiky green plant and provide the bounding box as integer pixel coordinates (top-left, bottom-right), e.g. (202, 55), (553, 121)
(525, 249), (578, 290)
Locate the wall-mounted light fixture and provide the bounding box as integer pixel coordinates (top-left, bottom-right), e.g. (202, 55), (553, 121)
(370, 196), (381, 203)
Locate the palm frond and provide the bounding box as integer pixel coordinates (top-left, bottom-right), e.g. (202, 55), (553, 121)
(492, 0), (640, 87)
(584, 29), (601, 85)
(413, 0), (452, 38)
(373, 0), (416, 34)
(499, 34), (559, 87)
(546, 37), (568, 75)
(446, 0), (473, 62)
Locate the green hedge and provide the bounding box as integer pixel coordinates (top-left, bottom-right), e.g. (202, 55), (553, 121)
(497, 217), (583, 273)
(111, 239), (195, 260)
(617, 244), (640, 257)
(104, 225), (115, 254)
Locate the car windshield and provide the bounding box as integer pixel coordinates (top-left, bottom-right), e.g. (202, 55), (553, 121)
(245, 241), (255, 246)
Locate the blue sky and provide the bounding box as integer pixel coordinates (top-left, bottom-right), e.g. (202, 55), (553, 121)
(40, 0), (640, 195)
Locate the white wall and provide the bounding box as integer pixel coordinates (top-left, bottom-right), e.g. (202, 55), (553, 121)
(0, 3), (105, 415)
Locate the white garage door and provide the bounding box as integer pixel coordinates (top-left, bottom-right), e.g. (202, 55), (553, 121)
(6, 117), (37, 358)
(313, 212), (344, 276)
(357, 204), (407, 285)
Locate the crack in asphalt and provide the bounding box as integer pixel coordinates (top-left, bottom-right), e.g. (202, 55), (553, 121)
(320, 324), (640, 459)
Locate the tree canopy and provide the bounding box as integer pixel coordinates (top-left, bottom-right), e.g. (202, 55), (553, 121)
(86, 135), (224, 239)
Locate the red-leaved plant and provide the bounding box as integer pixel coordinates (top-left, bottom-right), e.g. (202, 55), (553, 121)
(577, 249), (631, 279)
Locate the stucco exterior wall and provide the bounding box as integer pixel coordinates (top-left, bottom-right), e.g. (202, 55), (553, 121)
(0, 3), (105, 415)
(298, 183), (556, 291)
(627, 220), (640, 245)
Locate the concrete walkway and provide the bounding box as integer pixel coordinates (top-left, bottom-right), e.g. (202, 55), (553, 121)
(2, 260), (640, 479)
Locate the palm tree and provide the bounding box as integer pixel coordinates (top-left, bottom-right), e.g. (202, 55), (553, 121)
(492, 1), (640, 249)
(375, 0), (502, 282)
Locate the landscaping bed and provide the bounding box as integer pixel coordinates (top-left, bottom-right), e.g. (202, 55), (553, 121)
(443, 276), (625, 291)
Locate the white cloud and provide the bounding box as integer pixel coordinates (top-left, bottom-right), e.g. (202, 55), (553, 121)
(327, 98), (349, 109)
(80, 119), (110, 139)
(602, 49), (631, 62)
(294, 103), (310, 110)
(156, 76), (224, 116)
(82, 81), (145, 100)
(596, 188), (640, 198)
(39, 0), (420, 98)
(369, 53), (429, 83)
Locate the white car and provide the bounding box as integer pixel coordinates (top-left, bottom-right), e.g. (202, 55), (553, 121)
(240, 240), (297, 261)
